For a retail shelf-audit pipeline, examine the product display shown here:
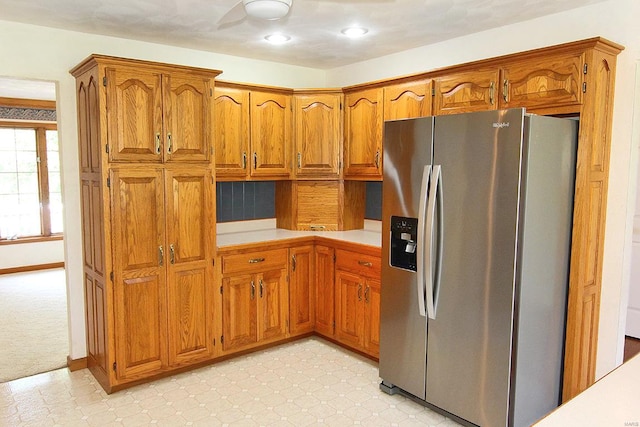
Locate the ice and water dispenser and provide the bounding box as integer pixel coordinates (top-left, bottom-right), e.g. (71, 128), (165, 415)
(390, 216), (418, 272)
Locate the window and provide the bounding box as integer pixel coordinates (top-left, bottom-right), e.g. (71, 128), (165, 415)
(0, 122), (63, 241)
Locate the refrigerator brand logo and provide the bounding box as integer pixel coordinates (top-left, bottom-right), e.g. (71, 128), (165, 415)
(492, 122), (510, 128)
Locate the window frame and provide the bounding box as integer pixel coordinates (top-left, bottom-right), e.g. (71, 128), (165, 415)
(0, 119), (62, 243)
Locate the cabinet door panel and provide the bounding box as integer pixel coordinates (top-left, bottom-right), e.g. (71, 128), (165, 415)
(259, 269), (288, 341)
(364, 278), (381, 358)
(116, 273), (167, 379)
(294, 93), (341, 178)
(106, 66), (163, 162)
(167, 268), (212, 365)
(250, 91), (292, 177)
(164, 73), (213, 163)
(222, 274), (257, 351)
(289, 246), (315, 334)
(111, 169), (165, 272)
(335, 270), (363, 349)
(384, 80), (432, 121)
(214, 87), (250, 178)
(501, 53), (584, 110)
(165, 169), (213, 264)
(111, 168), (167, 379)
(314, 245), (335, 337)
(166, 169), (214, 365)
(344, 88), (383, 179)
(433, 69), (499, 115)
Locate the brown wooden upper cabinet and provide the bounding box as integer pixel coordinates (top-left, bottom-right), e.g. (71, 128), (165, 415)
(433, 69), (500, 115)
(105, 65), (214, 163)
(383, 79), (433, 121)
(250, 90), (292, 178)
(343, 87), (384, 180)
(293, 90), (342, 179)
(213, 85), (250, 179)
(501, 52), (584, 112)
(434, 53), (585, 115)
(214, 83), (292, 180)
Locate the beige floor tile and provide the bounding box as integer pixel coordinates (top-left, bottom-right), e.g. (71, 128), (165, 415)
(0, 337), (462, 426)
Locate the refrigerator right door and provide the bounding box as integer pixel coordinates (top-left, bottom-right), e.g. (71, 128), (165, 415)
(425, 109), (525, 426)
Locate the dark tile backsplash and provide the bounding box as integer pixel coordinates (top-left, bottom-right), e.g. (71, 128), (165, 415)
(217, 180), (381, 223)
(365, 181), (382, 220)
(216, 181), (275, 222)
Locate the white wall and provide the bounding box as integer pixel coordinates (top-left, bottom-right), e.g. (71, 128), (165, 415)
(0, 241), (65, 270)
(327, 0), (640, 379)
(0, 19), (325, 360)
(626, 63), (640, 339)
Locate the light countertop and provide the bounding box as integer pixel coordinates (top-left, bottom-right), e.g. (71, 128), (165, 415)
(534, 353), (640, 425)
(216, 219), (381, 249)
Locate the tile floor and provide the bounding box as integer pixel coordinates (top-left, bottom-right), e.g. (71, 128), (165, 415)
(0, 337), (462, 426)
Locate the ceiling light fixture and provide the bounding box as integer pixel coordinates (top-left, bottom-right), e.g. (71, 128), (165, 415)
(265, 33), (291, 44)
(341, 27), (369, 38)
(244, 0), (292, 20)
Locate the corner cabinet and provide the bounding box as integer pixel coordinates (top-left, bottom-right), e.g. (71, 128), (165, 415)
(289, 244), (315, 335)
(293, 90), (343, 179)
(71, 54), (220, 392)
(343, 87), (383, 180)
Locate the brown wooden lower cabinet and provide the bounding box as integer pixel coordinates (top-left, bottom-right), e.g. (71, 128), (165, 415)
(314, 245), (336, 337)
(289, 245), (315, 335)
(334, 248), (381, 358)
(220, 248), (289, 354)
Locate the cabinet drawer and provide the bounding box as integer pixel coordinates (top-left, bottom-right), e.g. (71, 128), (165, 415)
(222, 248), (288, 275)
(335, 249), (381, 278)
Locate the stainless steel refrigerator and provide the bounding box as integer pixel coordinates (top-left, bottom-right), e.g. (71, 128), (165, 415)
(379, 108), (577, 427)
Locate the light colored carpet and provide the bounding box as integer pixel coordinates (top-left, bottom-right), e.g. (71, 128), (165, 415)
(0, 268), (69, 383)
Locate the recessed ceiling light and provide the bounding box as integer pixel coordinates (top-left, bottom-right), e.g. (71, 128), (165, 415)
(265, 33), (291, 44)
(341, 27), (368, 38)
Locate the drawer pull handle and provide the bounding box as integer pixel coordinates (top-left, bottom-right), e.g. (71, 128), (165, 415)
(365, 285), (370, 303)
(259, 279), (264, 298)
(249, 258), (265, 263)
(291, 254), (297, 271)
(250, 280), (255, 300)
(358, 260), (373, 267)
(358, 283), (363, 301)
(310, 225), (326, 231)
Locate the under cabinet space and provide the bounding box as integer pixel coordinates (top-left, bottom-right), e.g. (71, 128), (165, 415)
(275, 180), (365, 231)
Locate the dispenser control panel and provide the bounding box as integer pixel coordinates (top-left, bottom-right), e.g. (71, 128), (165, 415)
(390, 216), (418, 271)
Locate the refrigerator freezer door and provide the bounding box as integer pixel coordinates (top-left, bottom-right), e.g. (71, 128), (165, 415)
(425, 109), (525, 426)
(380, 117), (434, 400)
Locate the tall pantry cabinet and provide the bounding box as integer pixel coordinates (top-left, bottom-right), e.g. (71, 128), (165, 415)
(71, 55), (221, 392)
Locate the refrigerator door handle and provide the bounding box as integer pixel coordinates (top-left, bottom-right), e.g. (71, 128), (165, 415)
(425, 164), (442, 320)
(416, 165), (431, 318)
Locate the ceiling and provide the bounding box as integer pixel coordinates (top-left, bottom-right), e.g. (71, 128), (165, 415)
(0, 0), (603, 70)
